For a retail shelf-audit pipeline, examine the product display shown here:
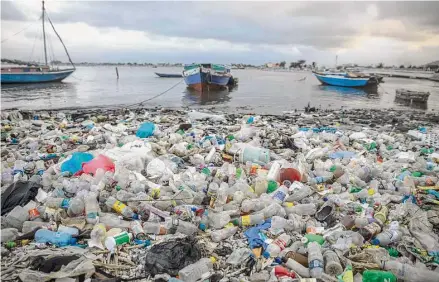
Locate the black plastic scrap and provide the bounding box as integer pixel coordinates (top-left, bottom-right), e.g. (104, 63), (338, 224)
(144, 237), (201, 276)
(1, 180), (41, 216)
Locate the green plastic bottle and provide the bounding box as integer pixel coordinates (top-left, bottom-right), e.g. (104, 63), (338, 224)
(411, 171), (423, 177)
(362, 270), (396, 282)
(301, 234), (325, 245)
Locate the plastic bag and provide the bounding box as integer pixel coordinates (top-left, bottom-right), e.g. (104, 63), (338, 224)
(136, 122), (155, 138)
(60, 152), (94, 175)
(80, 154), (115, 175)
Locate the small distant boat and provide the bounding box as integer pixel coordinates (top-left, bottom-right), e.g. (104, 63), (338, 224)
(313, 71), (381, 88)
(1, 1), (75, 84)
(155, 72), (183, 78)
(395, 89), (430, 103)
(183, 63), (232, 92)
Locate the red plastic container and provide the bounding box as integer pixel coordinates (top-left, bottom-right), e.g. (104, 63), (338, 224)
(279, 168), (301, 182)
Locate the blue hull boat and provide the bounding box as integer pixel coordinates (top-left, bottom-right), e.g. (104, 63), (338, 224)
(314, 72), (370, 87)
(1, 68), (74, 84)
(183, 64), (232, 92)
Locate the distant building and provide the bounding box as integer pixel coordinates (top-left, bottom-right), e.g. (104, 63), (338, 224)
(423, 60), (439, 71)
(265, 62), (279, 68)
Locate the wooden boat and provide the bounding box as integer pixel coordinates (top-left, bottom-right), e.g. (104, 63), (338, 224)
(313, 71), (381, 88)
(1, 1), (75, 84)
(183, 63), (232, 92)
(395, 89), (430, 103)
(155, 72), (183, 78)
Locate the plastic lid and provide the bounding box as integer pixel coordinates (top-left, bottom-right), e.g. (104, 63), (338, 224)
(262, 251), (270, 259)
(301, 237), (309, 244)
(199, 223), (206, 231)
(371, 238), (380, 245)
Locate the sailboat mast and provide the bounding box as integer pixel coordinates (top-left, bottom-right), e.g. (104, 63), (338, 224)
(42, 0), (48, 66)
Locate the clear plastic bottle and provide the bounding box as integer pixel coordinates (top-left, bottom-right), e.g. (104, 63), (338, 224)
(307, 241), (324, 278)
(143, 221), (166, 235)
(214, 182), (229, 210)
(85, 192), (100, 224)
(211, 226), (238, 242)
(283, 258), (310, 278)
(13, 160), (25, 175)
(21, 221), (53, 234)
(231, 213), (265, 226)
(271, 185), (289, 204)
(382, 260), (439, 282)
(178, 257), (216, 282)
(105, 196), (136, 219)
(260, 203), (286, 218)
(35, 229), (77, 247)
(208, 211), (231, 229)
(254, 176), (268, 196)
(323, 249), (343, 276)
(166, 218), (198, 236)
(265, 233), (291, 257)
(286, 185), (312, 202)
(371, 229), (401, 246)
(309, 173), (333, 185)
(286, 203), (317, 216)
(267, 161), (281, 181)
(241, 199), (266, 213)
(271, 216), (304, 232)
(45, 197), (70, 209)
(359, 222), (382, 241)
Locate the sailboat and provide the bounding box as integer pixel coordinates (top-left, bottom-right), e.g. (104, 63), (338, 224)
(1, 1), (75, 84)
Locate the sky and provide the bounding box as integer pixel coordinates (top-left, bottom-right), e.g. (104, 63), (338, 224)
(1, 1), (439, 66)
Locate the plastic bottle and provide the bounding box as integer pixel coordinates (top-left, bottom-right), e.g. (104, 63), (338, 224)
(57, 225), (79, 236)
(13, 160), (25, 175)
(286, 185), (312, 202)
(272, 185), (289, 204)
(260, 203), (286, 218)
(283, 258), (310, 278)
(178, 257), (216, 282)
(323, 249), (343, 276)
(208, 212), (231, 229)
(167, 218), (198, 236)
(34, 229), (77, 246)
(211, 226), (238, 242)
(274, 266), (296, 278)
(105, 196), (137, 219)
(372, 229), (401, 246)
(286, 203), (317, 216)
(271, 216), (304, 232)
(373, 205), (389, 225)
(267, 161), (281, 181)
(138, 202), (170, 220)
(143, 222), (167, 235)
(104, 231), (133, 251)
(254, 176), (268, 196)
(231, 213), (265, 227)
(307, 241), (324, 278)
(309, 173), (333, 185)
(382, 260), (439, 282)
(359, 222), (382, 241)
(84, 192), (100, 224)
(45, 197), (70, 209)
(1, 228), (19, 243)
(265, 233), (291, 257)
(241, 199), (266, 213)
(22, 221), (53, 234)
(284, 251), (309, 267)
(302, 234), (325, 245)
(214, 182), (229, 209)
(362, 270), (396, 282)
(67, 197), (85, 217)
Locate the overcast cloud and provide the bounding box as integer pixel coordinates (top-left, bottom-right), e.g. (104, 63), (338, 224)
(1, 1), (438, 66)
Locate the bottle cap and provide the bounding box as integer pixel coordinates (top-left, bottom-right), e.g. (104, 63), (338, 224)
(371, 238), (380, 245)
(199, 223), (206, 231)
(209, 257), (217, 264)
(263, 251), (270, 259)
(132, 213), (139, 220)
(301, 237), (309, 244)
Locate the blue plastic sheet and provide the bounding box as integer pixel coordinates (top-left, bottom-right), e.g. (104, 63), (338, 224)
(244, 218), (271, 250)
(136, 122), (155, 138)
(61, 152), (94, 175)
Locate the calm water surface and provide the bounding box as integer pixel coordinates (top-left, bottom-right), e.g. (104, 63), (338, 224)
(2, 66), (438, 114)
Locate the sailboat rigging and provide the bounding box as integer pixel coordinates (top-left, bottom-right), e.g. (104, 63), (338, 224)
(1, 1), (75, 84)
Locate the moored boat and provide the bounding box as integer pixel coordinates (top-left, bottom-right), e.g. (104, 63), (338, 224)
(183, 63), (232, 92)
(313, 71), (381, 88)
(1, 1), (75, 84)
(155, 72), (183, 78)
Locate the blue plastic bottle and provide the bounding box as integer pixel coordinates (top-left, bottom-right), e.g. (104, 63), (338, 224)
(35, 229), (77, 247)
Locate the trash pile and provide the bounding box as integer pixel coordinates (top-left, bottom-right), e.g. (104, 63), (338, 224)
(1, 107), (439, 282)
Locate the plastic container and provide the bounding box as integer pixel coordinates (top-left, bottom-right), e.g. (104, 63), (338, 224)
(211, 226), (238, 242)
(254, 176), (268, 196)
(280, 167), (301, 182)
(104, 231), (133, 251)
(239, 146), (270, 165)
(1, 228), (19, 243)
(272, 185), (289, 204)
(265, 233), (291, 257)
(323, 249), (343, 276)
(45, 197), (70, 209)
(34, 229), (77, 246)
(58, 225), (79, 236)
(178, 257), (215, 282)
(307, 241), (324, 278)
(22, 221), (53, 234)
(105, 196), (137, 219)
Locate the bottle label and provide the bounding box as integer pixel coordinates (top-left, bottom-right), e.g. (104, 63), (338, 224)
(87, 212), (98, 219)
(273, 190), (286, 202)
(113, 232), (131, 245)
(113, 200), (127, 214)
(309, 259), (323, 270)
(274, 238), (287, 250)
(241, 215), (251, 226)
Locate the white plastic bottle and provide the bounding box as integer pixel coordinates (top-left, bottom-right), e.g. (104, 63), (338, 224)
(283, 258), (310, 278)
(265, 233), (291, 257)
(382, 260), (439, 282)
(271, 185), (289, 204)
(308, 241), (324, 278)
(267, 161), (281, 181)
(143, 222), (166, 235)
(211, 226), (238, 242)
(178, 257), (216, 282)
(85, 192), (100, 224)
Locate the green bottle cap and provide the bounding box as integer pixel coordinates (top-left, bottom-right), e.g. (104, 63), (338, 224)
(267, 180), (278, 194)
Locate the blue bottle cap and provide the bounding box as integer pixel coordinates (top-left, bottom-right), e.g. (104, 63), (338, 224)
(274, 257), (282, 264)
(191, 207), (197, 212)
(262, 251), (270, 259)
(199, 223), (206, 231)
(371, 238), (380, 245)
(132, 213), (139, 220)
